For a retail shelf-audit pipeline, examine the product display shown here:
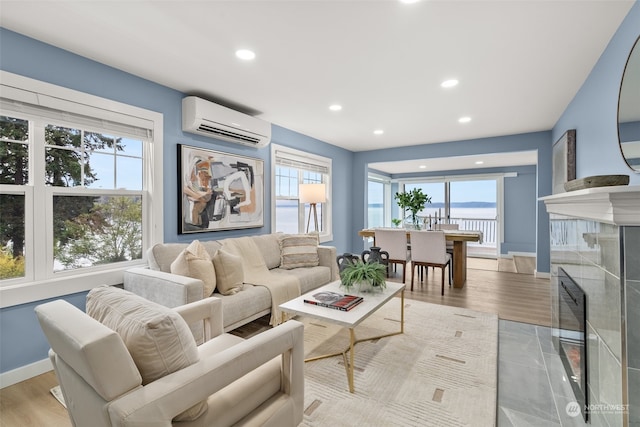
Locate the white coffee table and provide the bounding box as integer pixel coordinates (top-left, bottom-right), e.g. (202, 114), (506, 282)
(279, 280), (405, 393)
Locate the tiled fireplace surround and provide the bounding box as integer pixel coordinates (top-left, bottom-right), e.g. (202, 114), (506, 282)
(543, 186), (640, 426)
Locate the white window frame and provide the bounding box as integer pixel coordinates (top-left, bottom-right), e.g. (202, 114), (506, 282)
(271, 144), (332, 242)
(367, 172), (392, 227)
(0, 71), (163, 308)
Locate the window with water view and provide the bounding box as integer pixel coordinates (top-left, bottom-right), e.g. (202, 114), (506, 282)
(0, 114), (145, 282)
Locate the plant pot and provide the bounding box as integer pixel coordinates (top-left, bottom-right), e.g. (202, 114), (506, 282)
(356, 281), (384, 293)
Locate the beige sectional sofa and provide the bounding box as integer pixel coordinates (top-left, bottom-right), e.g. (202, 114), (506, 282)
(124, 233), (338, 332)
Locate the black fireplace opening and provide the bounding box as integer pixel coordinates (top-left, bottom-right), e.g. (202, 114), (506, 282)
(558, 267), (588, 422)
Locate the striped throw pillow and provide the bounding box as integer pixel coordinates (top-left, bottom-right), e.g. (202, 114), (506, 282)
(279, 234), (319, 269)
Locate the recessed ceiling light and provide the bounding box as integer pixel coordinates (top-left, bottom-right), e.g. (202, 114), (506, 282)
(399, 0), (421, 3)
(475, 161), (484, 165)
(329, 104), (342, 111)
(441, 79), (459, 88)
(373, 129), (384, 135)
(458, 116), (472, 123)
(235, 49), (256, 60)
(419, 165), (426, 169)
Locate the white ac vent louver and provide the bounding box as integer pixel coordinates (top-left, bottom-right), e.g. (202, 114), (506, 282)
(182, 96), (271, 148)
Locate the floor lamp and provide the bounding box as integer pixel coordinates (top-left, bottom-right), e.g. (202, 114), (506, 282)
(299, 183), (326, 233)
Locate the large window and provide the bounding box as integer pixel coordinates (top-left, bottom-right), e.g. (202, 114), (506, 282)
(401, 176), (499, 256)
(367, 173), (391, 228)
(0, 71), (162, 305)
(272, 145), (332, 242)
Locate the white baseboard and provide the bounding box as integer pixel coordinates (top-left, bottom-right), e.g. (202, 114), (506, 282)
(507, 251), (537, 258)
(535, 271), (551, 279)
(0, 358), (52, 389)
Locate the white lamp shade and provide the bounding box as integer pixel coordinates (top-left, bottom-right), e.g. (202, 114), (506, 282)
(299, 183), (326, 204)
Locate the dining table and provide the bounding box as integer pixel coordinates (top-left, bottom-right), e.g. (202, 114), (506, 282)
(358, 228), (483, 288)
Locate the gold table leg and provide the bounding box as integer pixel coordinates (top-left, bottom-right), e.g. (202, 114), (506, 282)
(304, 291), (405, 393)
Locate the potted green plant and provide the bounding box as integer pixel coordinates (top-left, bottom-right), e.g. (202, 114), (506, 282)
(394, 188), (431, 229)
(340, 260), (387, 293)
(391, 218), (402, 228)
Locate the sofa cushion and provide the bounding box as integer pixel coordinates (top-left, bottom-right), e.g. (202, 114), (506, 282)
(251, 233), (282, 270)
(148, 241), (222, 273)
(212, 249), (244, 295)
(170, 240), (216, 297)
(279, 234), (319, 270)
(213, 284), (272, 330)
(271, 266), (332, 294)
(86, 286), (206, 421)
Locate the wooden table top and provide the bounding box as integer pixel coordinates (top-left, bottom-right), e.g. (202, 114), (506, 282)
(358, 228), (482, 242)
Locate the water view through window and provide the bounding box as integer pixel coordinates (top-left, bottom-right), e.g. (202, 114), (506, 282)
(368, 179), (498, 255)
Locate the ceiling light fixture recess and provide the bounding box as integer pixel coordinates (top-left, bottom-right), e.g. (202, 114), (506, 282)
(475, 161), (484, 165)
(399, 0), (421, 4)
(441, 79), (459, 88)
(329, 104), (342, 111)
(419, 165), (426, 169)
(458, 116), (472, 123)
(235, 49), (256, 60)
(373, 129), (384, 135)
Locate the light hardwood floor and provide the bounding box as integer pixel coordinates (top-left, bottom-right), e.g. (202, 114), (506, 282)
(397, 257), (551, 327)
(0, 259), (550, 427)
(0, 370), (69, 427)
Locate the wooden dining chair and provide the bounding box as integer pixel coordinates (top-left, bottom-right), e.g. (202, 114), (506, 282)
(374, 228), (410, 283)
(409, 230), (452, 295)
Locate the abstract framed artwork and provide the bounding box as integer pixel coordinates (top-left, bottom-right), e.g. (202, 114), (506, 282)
(178, 144), (264, 233)
(552, 129), (576, 194)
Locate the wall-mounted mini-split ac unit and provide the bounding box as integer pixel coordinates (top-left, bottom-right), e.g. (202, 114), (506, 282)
(182, 96), (271, 148)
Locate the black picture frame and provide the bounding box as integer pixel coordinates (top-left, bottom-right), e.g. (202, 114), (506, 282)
(178, 144), (264, 233)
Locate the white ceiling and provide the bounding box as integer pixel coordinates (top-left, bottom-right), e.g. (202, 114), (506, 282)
(0, 0), (634, 172)
(370, 150), (537, 175)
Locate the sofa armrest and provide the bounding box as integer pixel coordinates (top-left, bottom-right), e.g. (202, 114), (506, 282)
(123, 268), (204, 308)
(107, 320), (305, 426)
(317, 245), (338, 280)
(173, 298), (224, 341)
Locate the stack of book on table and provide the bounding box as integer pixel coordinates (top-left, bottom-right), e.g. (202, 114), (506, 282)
(304, 291), (363, 311)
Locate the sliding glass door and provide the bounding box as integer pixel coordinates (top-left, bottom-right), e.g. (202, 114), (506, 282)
(401, 178), (499, 258)
(449, 179), (497, 257)
(405, 182), (444, 224)
(367, 174), (391, 228)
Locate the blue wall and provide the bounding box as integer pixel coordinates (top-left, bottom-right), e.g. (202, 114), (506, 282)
(0, 293), (86, 373)
(552, 1), (640, 186)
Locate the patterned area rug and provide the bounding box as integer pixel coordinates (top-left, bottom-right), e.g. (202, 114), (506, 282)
(299, 298), (498, 427)
(50, 299), (498, 426)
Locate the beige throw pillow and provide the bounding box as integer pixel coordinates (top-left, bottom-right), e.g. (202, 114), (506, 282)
(212, 249), (244, 295)
(279, 234), (319, 269)
(170, 240), (216, 297)
(86, 285), (206, 421)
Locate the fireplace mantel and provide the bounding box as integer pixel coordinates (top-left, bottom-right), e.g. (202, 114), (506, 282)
(544, 185), (639, 426)
(540, 185), (640, 225)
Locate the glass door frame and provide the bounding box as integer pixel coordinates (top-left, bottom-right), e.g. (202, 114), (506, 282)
(396, 173), (505, 258)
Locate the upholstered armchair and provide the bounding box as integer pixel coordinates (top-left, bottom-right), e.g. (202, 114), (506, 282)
(35, 286), (304, 427)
